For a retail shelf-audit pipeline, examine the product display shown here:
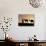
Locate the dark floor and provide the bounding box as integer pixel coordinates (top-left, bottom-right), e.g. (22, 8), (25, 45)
(0, 41), (16, 46)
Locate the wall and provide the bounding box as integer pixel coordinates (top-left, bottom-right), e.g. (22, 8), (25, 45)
(0, 0), (46, 40)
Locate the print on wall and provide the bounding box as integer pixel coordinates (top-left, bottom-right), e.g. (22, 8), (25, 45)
(18, 14), (35, 26)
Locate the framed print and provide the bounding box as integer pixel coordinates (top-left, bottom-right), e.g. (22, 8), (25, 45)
(18, 14), (35, 26)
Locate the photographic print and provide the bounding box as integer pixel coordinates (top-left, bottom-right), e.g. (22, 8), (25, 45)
(18, 14), (35, 26)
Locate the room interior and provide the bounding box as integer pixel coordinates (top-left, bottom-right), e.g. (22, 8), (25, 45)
(0, 0), (46, 46)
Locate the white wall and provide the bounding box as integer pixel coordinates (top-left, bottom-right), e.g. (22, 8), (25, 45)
(0, 0), (46, 40)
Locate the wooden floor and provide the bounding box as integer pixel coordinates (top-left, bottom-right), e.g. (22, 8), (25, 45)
(0, 42), (16, 46)
(0, 41), (16, 46)
(0, 40), (46, 46)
